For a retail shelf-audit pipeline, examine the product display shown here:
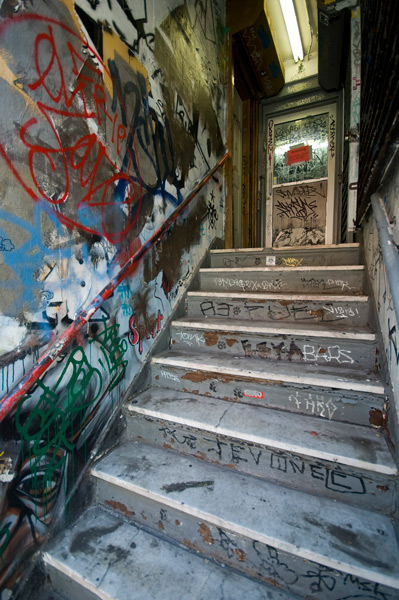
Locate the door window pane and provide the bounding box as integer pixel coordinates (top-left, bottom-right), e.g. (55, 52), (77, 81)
(273, 113), (329, 185)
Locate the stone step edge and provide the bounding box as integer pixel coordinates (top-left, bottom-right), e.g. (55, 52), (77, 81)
(42, 555), (109, 600)
(187, 291), (369, 302)
(91, 463), (399, 590)
(126, 401), (397, 476)
(152, 355), (385, 394)
(42, 515), (298, 600)
(171, 319), (376, 341)
(201, 265), (364, 273)
(210, 243), (360, 253)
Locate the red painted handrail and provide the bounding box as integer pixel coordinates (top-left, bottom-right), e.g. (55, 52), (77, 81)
(0, 152), (229, 422)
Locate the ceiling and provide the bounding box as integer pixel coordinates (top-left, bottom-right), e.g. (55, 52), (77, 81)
(230, 0), (321, 100)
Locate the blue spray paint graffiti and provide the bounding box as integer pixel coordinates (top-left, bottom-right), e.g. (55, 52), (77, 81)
(0, 203), (73, 315)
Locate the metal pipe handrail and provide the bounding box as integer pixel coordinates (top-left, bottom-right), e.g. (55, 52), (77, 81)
(371, 193), (399, 328)
(0, 152), (229, 422)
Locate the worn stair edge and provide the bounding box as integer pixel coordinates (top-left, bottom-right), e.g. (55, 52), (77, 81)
(92, 442), (399, 591)
(127, 411), (395, 515)
(209, 245), (362, 268)
(126, 389), (397, 476)
(171, 317), (376, 341)
(153, 352), (386, 394)
(200, 265), (365, 273)
(186, 293), (371, 327)
(43, 507), (296, 600)
(43, 557), (105, 600)
(187, 291), (369, 302)
(152, 357), (386, 428)
(37, 590), (67, 600)
(210, 244), (360, 253)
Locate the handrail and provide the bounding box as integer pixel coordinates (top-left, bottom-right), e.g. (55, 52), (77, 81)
(371, 193), (399, 328)
(0, 152), (229, 422)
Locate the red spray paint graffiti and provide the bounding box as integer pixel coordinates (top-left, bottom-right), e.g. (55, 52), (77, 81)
(0, 14), (142, 243)
(128, 309), (164, 354)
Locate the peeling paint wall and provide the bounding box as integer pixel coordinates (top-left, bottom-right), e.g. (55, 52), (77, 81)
(363, 151), (399, 453)
(0, 0), (226, 594)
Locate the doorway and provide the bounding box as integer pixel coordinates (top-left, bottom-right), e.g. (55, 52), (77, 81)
(265, 103), (338, 248)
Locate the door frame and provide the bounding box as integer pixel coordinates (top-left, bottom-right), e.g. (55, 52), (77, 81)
(265, 103), (337, 247)
(258, 85), (344, 248)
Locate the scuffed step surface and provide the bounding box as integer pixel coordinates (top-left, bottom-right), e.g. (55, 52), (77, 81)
(172, 316), (376, 339)
(37, 591), (68, 600)
(186, 291), (370, 325)
(153, 350), (385, 393)
(43, 506), (298, 600)
(170, 318), (378, 371)
(209, 244), (361, 268)
(127, 388), (396, 475)
(198, 265), (365, 295)
(92, 442), (399, 590)
(152, 350), (386, 428)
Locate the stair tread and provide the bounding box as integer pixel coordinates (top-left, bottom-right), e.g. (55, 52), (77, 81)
(210, 244), (360, 254)
(92, 442), (399, 589)
(201, 265), (364, 272)
(153, 350), (385, 393)
(44, 506), (296, 600)
(172, 316), (376, 340)
(127, 388), (396, 475)
(188, 290), (369, 302)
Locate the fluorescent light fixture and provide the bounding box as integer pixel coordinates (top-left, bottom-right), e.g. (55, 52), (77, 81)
(279, 0), (304, 62)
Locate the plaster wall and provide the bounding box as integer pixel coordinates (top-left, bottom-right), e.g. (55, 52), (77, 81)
(0, 0), (226, 595)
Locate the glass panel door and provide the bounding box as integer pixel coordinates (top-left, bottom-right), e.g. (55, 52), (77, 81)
(265, 104), (337, 247)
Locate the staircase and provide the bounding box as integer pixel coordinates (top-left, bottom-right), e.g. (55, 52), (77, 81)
(40, 244), (399, 600)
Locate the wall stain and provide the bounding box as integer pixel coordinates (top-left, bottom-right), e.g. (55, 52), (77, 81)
(198, 523), (214, 545)
(204, 331), (219, 346)
(181, 372), (208, 383)
(104, 500), (136, 518)
(161, 480), (214, 493)
(369, 408), (385, 427)
(70, 523), (122, 554)
(234, 548), (246, 562)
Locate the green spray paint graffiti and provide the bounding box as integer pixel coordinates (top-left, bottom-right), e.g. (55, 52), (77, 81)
(0, 317), (128, 583)
(15, 346), (103, 517)
(89, 318), (128, 391)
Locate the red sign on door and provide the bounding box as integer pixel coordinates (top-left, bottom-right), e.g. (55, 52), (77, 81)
(287, 145), (310, 165)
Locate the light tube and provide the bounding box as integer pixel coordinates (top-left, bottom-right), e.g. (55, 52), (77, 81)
(279, 0), (304, 62)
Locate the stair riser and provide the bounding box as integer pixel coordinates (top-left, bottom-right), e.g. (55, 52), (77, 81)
(198, 269), (365, 295)
(186, 296), (370, 325)
(126, 415), (395, 515)
(170, 327), (378, 371)
(39, 567), (100, 600)
(94, 479), (397, 600)
(151, 363), (386, 427)
(210, 247), (361, 268)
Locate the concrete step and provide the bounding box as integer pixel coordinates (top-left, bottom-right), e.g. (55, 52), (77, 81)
(151, 350), (386, 427)
(42, 506), (297, 600)
(209, 243), (361, 268)
(36, 591), (66, 600)
(170, 317), (379, 371)
(186, 291), (371, 326)
(92, 442), (399, 600)
(126, 388), (397, 514)
(197, 265), (365, 295)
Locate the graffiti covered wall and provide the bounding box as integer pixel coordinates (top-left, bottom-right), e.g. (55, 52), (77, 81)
(363, 152), (399, 457)
(0, 0), (226, 594)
